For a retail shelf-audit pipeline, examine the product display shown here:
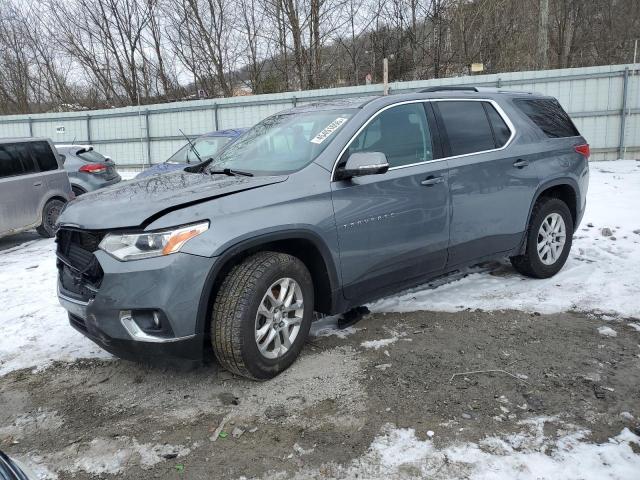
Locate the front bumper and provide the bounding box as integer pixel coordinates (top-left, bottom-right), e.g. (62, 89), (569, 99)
(57, 248), (217, 365)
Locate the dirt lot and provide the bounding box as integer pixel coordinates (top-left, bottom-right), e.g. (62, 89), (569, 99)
(1, 308), (639, 479)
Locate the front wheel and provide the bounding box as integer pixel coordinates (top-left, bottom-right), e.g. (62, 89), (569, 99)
(36, 199), (65, 238)
(510, 197), (573, 278)
(211, 252), (314, 380)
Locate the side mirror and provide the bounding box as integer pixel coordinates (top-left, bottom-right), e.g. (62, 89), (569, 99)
(336, 152), (389, 180)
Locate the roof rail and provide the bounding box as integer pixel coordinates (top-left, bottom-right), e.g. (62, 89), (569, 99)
(419, 86), (535, 95)
(419, 86), (479, 93)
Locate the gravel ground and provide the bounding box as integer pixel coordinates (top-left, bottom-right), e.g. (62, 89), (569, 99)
(1, 309), (639, 479)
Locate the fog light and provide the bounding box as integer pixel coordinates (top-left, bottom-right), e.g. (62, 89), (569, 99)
(119, 310), (174, 342)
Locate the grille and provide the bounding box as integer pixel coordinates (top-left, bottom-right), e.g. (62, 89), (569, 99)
(68, 314), (88, 333)
(56, 228), (105, 300)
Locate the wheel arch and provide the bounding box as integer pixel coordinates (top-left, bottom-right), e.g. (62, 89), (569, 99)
(518, 178), (579, 254)
(195, 230), (340, 341)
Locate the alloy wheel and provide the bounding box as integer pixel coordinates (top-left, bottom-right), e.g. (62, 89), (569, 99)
(254, 277), (304, 359)
(537, 212), (566, 265)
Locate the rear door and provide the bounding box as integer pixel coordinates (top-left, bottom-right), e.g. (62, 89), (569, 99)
(434, 99), (539, 266)
(30, 140), (71, 202)
(0, 143), (42, 234)
(331, 101), (450, 301)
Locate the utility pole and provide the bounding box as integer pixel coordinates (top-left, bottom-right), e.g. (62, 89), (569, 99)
(383, 58), (389, 95)
(537, 0), (549, 69)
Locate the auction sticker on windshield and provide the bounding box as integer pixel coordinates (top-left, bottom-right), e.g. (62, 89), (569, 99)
(310, 117), (348, 144)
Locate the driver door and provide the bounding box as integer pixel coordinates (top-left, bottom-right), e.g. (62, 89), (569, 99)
(331, 102), (450, 301)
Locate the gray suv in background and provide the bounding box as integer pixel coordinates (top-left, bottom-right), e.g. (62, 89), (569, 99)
(56, 89), (589, 379)
(1, 138), (73, 238)
(55, 145), (121, 196)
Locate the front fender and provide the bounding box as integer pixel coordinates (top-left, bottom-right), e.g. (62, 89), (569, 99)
(192, 228), (342, 340)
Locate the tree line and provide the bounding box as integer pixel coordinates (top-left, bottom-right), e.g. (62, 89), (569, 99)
(0, 0), (637, 114)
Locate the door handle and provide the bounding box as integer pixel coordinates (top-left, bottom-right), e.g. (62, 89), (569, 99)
(513, 159), (529, 168)
(33, 182), (42, 187)
(421, 176), (444, 186)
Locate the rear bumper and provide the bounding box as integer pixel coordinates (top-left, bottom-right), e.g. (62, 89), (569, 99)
(72, 173), (122, 193)
(57, 250), (217, 365)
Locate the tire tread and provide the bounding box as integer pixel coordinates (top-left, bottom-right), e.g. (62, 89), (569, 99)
(211, 252), (301, 379)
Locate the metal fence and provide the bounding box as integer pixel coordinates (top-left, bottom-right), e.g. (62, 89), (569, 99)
(0, 63), (638, 166)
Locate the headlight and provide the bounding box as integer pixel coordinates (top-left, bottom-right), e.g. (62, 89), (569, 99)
(99, 221), (209, 261)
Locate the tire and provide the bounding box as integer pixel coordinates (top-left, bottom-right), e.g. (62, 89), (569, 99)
(211, 252), (314, 380)
(36, 199), (66, 238)
(510, 197), (573, 278)
(72, 185), (86, 197)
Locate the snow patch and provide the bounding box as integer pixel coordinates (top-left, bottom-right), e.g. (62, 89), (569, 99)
(598, 326), (618, 337)
(315, 418), (640, 479)
(21, 436), (190, 478)
(361, 337), (398, 350)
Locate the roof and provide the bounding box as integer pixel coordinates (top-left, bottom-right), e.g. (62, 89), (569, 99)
(286, 96), (378, 114)
(0, 137), (51, 144)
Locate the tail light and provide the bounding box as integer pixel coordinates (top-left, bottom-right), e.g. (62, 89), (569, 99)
(79, 163), (107, 174)
(574, 144), (590, 159)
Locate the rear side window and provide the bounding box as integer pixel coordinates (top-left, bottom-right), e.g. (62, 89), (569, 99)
(0, 143), (36, 178)
(514, 98), (579, 138)
(437, 101), (495, 156)
(484, 103), (511, 148)
(31, 141), (59, 171)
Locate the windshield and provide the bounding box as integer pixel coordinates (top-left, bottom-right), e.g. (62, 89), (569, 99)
(208, 109), (355, 175)
(167, 136), (233, 164)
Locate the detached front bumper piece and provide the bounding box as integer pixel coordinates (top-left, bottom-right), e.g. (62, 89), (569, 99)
(56, 228), (216, 366)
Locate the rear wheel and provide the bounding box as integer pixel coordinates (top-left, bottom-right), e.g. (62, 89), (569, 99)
(510, 197), (573, 278)
(36, 199), (65, 238)
(211, 252), (313, 380)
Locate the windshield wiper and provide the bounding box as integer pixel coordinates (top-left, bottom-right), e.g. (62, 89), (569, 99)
(183, 156), (253, 176)
(179, 129), (201, 164)
(209, 168), (254, 177)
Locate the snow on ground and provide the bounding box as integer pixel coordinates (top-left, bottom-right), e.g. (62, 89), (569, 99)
(0, 161), (639, 376)
(373, 161), (640, 319)
(0, 238), (111, 376)
(330, 418), (640, 479)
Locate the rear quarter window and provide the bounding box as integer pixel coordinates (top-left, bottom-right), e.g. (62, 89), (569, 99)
(514, 98), (579, 138)
(31, 141), (59, 171)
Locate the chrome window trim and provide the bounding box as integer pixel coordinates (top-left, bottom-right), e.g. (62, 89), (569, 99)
(330, 98), (517, 180)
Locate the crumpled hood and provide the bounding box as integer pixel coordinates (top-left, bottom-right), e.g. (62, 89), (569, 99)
(59, 170), (288, 230)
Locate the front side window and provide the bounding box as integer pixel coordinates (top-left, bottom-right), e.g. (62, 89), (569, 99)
(0, 144), (35, 178)
(346, 103), (433, 168)
(437, 101), (496, 156)
(210, 109), (356, 175)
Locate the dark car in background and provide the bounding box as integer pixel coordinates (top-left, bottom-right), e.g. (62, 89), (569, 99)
(136, 128), (247, 179)
(56, 89), (589, 380)
(55, 145), (121, 196)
